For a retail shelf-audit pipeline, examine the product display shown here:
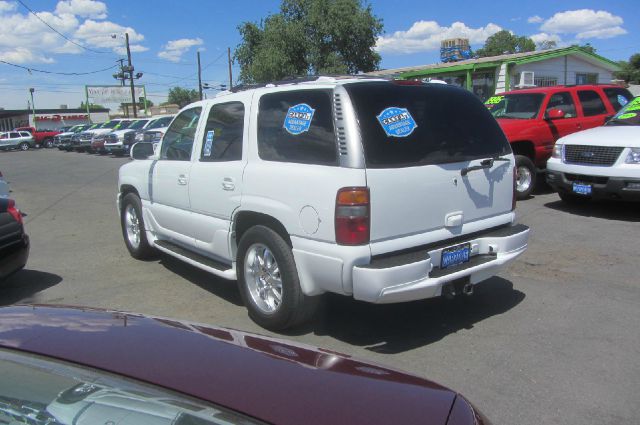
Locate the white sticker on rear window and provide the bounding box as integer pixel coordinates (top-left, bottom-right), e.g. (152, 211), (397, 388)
(203, 130), (214, 156)
(376, 107), (418, 138)
(618, 94), (629, 106)
(284, 103), (315, 135)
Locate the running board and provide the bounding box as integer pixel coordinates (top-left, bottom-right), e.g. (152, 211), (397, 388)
(154, 240), (236, 280)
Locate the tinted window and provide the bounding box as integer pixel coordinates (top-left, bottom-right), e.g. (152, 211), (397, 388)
(545, 92), (576, 118)
(201, 102), (244, 161)
(161, 108), (202, 161)
(9, 132), (20, 138)
(347, 82), (510, 168)
(603, 87), (633, 111)
(578, 90), (607, 116)
(486, 93), (545, 119)
(19, 132), (31, 137)
(258, 90), (337, 165)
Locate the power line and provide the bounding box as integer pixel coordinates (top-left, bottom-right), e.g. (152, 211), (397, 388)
(0, 60), (117, 75)
(15, 0), (112, 55)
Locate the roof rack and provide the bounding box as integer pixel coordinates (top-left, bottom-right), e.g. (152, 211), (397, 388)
(229, 74), (383, 93)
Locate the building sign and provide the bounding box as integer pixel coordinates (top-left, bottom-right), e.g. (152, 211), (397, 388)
(35, 114), (88, 121)
(86, 85), (145, 103)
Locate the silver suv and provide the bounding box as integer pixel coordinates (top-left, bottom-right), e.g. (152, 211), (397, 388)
(118, 76), (530, 330)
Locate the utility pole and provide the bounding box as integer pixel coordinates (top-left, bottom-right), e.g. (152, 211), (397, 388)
(197, 51), (203, 100)
(117, 59), (125, 86)
(29, 88), (36, 129)
(227, 47), (233, 90)
(125, 32), (137, 118)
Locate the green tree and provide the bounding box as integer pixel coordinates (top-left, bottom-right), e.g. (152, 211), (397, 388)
(573, 43), (596, 54)
(166, 87), (199, 107)
(234, 0), (383, 83)
(475, 30), (536, 58)
(79, 101), (106, 110)
(614, 53), (640, 83)
(537, 39), (557, 50)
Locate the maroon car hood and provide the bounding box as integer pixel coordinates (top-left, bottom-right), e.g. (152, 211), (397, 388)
(0, 305), (456, 425)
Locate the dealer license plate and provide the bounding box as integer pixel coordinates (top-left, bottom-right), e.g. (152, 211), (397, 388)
(440, 243), (471, 269)
(572, 182), (592, 196)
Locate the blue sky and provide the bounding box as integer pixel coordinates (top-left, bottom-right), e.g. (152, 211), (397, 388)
(0, 0), (637, 109)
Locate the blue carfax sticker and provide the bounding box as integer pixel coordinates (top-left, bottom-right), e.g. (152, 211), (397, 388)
(618, 95), (629, 107)
(203, 130), (214, 156)
(377, 107), (418, 138)
(284, 103), (315, 135)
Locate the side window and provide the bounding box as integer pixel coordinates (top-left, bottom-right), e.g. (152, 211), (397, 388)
(545, 92), (576, 118)
(603, 88), (633, 111)
(258, 90), (337, 165)
(20, 132), (31, 137)
(9, 132), (20, 138)
(200, 102), (244, 162)
(160, 107), (202, 161)
(578, 90), (607, 116)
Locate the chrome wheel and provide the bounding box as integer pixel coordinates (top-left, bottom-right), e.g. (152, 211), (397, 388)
(124, 204), (141, 250)
(19, 143), (29, 151)
(244, 243), (283, 314)
(516, 165), (532, 193)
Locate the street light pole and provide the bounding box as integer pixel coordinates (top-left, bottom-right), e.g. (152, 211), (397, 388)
(125, 32), (137, 118)
(29, 88), (36, 129)
(197, 51), (203, 101)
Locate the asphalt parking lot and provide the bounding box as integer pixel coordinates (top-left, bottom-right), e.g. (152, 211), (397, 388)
(2, 149), (639, 425)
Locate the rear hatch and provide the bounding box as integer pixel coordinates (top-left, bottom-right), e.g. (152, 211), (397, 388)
(345, 82), (514, 255)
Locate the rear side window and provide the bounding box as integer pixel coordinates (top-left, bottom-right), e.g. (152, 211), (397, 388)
(578, 90), (607, 116)
(19, 132), (31, 137)
(9, 132), (20, 138)
(603, 87), (633, 111)
(258, 90), (337, 165)
(200, 102), (244, 161)
(346, 82), (511, 168)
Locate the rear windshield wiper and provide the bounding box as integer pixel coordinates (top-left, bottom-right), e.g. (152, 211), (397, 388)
(461, 156), (510, 176)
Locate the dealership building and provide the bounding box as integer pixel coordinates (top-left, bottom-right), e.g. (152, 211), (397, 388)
(0, 108), (110, 132)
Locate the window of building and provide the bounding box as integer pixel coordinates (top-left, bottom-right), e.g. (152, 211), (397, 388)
(576, 73), (598, 85)
(534, 76), (558, 87)
(545, 92), (576, 118)
(257, 90), (337, 165)
(160, 107), (202, 161)
(472, 72), (495, 102)
(577, 90), (607, 116)
(200, 102), (244, 162)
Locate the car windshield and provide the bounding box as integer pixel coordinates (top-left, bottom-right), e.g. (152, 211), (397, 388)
(128, 120), (149, 130)
(485, 93), (545, 119)
(147, 117), (173, 129)
(606, 96), (640, 126)
(101, 121), (121, 129)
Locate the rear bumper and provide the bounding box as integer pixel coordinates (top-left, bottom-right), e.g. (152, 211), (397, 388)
(0, 234), (30, 280)
(351, 224), (529, 303)
(546, 171), (640, 201)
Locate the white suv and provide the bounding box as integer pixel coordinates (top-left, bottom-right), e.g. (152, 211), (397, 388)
(118, 76), (530, 330)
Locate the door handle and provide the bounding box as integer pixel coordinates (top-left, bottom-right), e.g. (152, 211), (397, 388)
(177, 174), (188, 186)
(222, 177), (235, 191)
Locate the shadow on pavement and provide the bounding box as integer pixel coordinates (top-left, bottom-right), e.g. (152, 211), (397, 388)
(159, 255), (243, 307)
(296, 277), (524, 354)
(545, 199), (640, 222)
(0, 269), (63, 306)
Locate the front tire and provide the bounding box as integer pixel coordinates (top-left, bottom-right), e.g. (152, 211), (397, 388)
(19, 142), (30, 151)
(237, 225), (319, 331)
(515, 155), (536, 200)
(120, 193), (154, 259)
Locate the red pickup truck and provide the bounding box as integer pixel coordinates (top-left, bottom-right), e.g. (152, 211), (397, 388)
(14, 127), (61, 148)
(485, 84), (633, 199)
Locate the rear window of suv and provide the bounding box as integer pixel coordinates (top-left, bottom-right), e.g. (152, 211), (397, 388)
(346, 82), (511, 168)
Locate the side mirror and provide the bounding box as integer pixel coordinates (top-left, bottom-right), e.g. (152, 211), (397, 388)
(547, 108), (565, 120)
(130, 142), (155, 160)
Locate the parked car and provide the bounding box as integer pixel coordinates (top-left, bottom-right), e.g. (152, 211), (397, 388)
(14, 126), (61, 148)
(0, 305), (491, 425)
(140, 115), (175, 144)
(119, 76), (530, 330)
(88, 120), (133, 154)
(0, 198), (29, 279)
(485, 84), (633, 199)
(104, 118), (151, 156)
(74, 120), (127, 153)
(546, 96), (640, 203)
(54, 124), (91, 149)
(0, 131), (35, 151)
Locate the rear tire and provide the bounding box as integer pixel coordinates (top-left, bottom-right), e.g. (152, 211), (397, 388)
(43, 138), (53, 148)
(120, 193), (155, 259)
(19, 142), (30, 151)
(237, 225), (319, 331)
(515, 155), (536, 200)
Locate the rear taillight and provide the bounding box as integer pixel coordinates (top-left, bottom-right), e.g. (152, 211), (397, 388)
(335, 187), (370, 245)
(512, 166), (517, 211)
(6, 199), (23, 225)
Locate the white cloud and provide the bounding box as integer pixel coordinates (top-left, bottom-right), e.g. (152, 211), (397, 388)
(74, 19), (147, 54)
(376, 21), (502, 54)
(0, 1), (16, 13)
(540, 9), (626, 39)
(158, 38), (203, 62)
(527, 15), (543, 24)
(0, 47), (54, 64)
(55, 0), (107, 19)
